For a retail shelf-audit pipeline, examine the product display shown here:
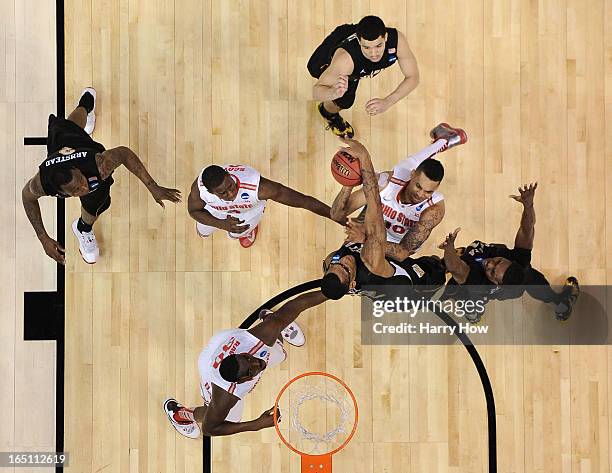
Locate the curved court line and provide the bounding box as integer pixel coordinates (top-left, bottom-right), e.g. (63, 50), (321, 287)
(239, 279), (323, 329)
(429, 307), (497, 473)
(204, 281), (497, 473)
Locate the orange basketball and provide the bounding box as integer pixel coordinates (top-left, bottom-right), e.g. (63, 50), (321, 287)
(331, 150), (362, 186)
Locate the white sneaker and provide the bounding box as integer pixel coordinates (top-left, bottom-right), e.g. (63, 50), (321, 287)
(78, 87), (96, 135)
(163, 398), (201, 439)
(72, 219), (99, 264)
(259, 309), (306, 347)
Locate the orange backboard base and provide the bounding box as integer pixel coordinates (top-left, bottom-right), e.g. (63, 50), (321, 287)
(301, 454), (332, 473)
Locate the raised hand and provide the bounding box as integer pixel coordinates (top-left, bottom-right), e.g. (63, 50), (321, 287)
(338, 138), (370, 161)
(438, 227), (461, 250)
(509, 182), (537, 207)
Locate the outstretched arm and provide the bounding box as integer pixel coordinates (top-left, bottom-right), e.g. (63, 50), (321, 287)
(330, 171), (391, 223)
(439, 228), (470, 284)
(202, 385), (276, 436)
(340, 139), (394, 277)
(248, 290), (328, 346)
(386, 32), (419, 104)
(330, 186), (364, 223)
(22, 173), (65, 264)
(365, 32), (419, 115)
(384, 202), (445, 261)
(511, 183), (537, 250)
(95, 146), (182, 207)
(258, 176), (334, 222)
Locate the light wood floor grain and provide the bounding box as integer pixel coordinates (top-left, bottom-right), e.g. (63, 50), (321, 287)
(4, 0), (611, 472)
(1, 1), (57, 472)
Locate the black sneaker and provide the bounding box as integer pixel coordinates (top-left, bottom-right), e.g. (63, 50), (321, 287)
(554, 276), (580, 322)
(318, 103), (354, 138)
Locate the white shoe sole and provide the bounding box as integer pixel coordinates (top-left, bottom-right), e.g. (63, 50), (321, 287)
(259, 310), (305, 347)
(282, 322), (305, 347)
(79, 87), (96, 135)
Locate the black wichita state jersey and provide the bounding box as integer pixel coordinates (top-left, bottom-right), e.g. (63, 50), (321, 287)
(339, 27), (399, 81)
(445, 240), (533, 301)
(307, 24), (399, 81)
(330, 241), (426, 296)
(39, 145), (108, 198)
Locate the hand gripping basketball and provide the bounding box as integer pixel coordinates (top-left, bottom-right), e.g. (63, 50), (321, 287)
(331, 150), (362, 187)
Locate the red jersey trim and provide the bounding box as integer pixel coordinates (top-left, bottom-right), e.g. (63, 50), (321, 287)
(248, 341), (264, 355)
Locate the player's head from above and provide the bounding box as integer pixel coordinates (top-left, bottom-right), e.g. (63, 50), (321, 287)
(201, 165), (238, 201)
(48, 166), (90, 197)
(356, 16), (387, 63)
(219, 353), (267, 383)
(320, 251), (358, 299)
(483, 258), (525, 285)
(404, 159), (444, 204)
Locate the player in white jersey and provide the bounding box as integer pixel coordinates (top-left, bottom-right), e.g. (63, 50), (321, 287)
(330, 123), (467, 262)
(163, 290), (327, 438)
(188, 164), (335, 248)
(321, 138), (446, 300)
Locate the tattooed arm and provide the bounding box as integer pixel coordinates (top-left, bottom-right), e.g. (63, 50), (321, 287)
(330, 186), (357, 223)
(22, 172), (66, 264)
(384, 201), (445, 261)
(330, 171), (391, 223)
(340, 140), (394, 278)
(95, 146), (182, 207)
(258, 177), (333, 221)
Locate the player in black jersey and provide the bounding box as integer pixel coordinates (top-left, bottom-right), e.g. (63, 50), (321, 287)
(21, 88), (181, 265)
(439, 183), (580, 323)
(308, 15), (419, 138)
(320, 139), (445, 300)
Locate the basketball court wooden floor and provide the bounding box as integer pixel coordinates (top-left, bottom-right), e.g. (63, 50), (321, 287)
(3, 0), (612, 472)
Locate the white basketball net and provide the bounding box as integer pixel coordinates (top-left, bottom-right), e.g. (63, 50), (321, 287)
(278, 376), (355, 455)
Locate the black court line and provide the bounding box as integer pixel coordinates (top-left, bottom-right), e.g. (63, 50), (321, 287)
(23, 137), (48, 146)
(430, 306), (497, 472)
(23, 2), (65, 472)
(233, 281), (497, 473)
(54, 2), (66, 470)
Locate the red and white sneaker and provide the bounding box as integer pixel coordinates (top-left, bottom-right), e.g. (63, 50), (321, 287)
(163, 398), (201, 439)
(259, 309), (306, 347)
(239, 225), (259, 248)
(429, 123), (468, 150)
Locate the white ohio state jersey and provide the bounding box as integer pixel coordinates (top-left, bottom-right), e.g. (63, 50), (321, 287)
(198, 164), (265, 219)
(198, 329), (286, 402)
(378, 157), (444, 244)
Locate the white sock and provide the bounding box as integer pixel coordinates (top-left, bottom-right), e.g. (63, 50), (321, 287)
(397, 139), (448, 170)
(412, 139), (448, 164)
